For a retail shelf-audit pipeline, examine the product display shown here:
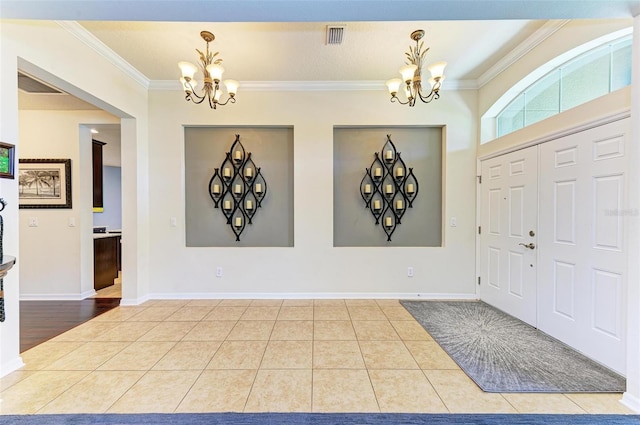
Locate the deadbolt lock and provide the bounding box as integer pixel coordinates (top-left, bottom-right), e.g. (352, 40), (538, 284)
(529, 230), (535, 237)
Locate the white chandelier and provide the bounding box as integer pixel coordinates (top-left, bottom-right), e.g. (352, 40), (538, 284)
(386, 30), (446, 107)
(178, 31), (238, 109)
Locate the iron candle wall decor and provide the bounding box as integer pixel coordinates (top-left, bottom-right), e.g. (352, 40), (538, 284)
(209, 134), (268, 241)
(360, 135), (419, 241)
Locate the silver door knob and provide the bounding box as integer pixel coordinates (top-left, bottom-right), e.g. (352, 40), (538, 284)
(519, 242), (535, 250)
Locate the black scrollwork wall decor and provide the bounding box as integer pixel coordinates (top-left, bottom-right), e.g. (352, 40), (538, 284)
(208, 135), (268, 241)
(360, 135), (419, 241)
(0, 198), (6, 322)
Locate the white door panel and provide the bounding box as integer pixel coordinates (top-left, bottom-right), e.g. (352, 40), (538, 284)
(480, 146), (538, 326)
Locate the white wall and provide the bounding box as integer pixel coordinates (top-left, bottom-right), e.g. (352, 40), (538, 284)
(18, 110), (119, 298)
(147, 88), (478, 298)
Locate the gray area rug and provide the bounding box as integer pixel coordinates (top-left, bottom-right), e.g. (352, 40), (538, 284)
(400, 300), (626, 393)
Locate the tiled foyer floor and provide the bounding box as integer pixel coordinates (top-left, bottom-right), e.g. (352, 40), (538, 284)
(0, 299), (634, 415)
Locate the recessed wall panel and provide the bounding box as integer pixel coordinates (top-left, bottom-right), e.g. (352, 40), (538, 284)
(508, 251), (524, 297)
(554, 180), (576, 244)
(488, 247), (501, 289)
(490, 164), (502, 179)
(510, 159), (525, 176)
(553, 261), (575, 319)
(555, 146), (578, 167)
(593, 136), (624, 161)
(592, 269), (621, 338)
(594, 175), (623, 251)
(509, 186), (524, 237)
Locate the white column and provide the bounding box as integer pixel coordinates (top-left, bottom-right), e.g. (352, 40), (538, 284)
(623, 14), (640, 413)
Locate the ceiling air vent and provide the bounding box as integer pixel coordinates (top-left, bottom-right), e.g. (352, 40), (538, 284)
(326, 25), (345, 45)
(17, 72), (63, 94)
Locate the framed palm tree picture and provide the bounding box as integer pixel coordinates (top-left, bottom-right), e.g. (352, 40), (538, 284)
(18, 159), (72, 209)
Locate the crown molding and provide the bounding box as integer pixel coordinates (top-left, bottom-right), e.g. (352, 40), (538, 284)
(56, 20), (150, 89)
(476, 19), (570, 88)
(150, 79), (477, 92)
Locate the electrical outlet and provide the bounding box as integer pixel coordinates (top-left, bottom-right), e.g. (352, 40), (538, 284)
(407, 267), (414, 277)
(450, 217), (457, 227)
(216, 267), (223, 278)
(68, 217), (76, 227)
(28, 217), (38, 227)
(170, 217), (177, 227)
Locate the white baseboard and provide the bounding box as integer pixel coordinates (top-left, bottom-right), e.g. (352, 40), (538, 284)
(145, 292), (479, 300)
(120, 294), (150, 306)
(622, 392), (640, 413)
(0, 356), (25, 378)
(20, 293), (88, 301)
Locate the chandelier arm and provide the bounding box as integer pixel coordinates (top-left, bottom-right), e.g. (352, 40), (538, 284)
(390, 96), (411, 106)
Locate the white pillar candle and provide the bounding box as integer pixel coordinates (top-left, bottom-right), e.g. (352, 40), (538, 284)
(234, 184), (242, 194)
(374, 168), (382, 177)
(396, 167), (404, 178)
(213, 184), (220, 194)
(385, 216), (392, 227)
(245, 168), (253, 178)
(224, 200), (231, 210)
(234, 151), (242, 161)
(364, 184), (371, 194)
(255, 183), (263, 194)
(385, 184), (393, 194)
(407, 183), (415, 194)
(235, 217), (242, 227)
(246, 199), (253, 210)
(373, 200), (381, 210)
(223, 168), (231, 178)
(385, 150), (393, 160)
(396, 200), (403, 210)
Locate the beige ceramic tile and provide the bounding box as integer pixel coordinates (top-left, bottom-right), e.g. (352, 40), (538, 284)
(0, 371), (89, 414)
(250, 299), (284, 307)
(186, 299), (221, 307)
(176, 369), (257, 412)
(207, 341), (268, 369)
(136, 321), (197, 341)
(424, 370), (516, 413)
(312, 369), (379, 412)
(404, 340), (459, 370)
(91, 306), (148, 322)
(260, 341), (312, 369)
(313, 306), (350, 320)
(240, 306), (280, 320)
(52, 321), (120, 342)
(0, 370), (37, 392)
(245, 369), (312, 412)
(143, 300), (190, 308)
(277, 306), (314, 320)
(375, 299), (402, 307)
(152, 341), (222, 370)
(390, 320), (434, 341)
(313, 340), (365, 369)
(107, 370), (201, 413)
(314, 321), (356, 340)
(282, 299), (314, 306)
(352, 321), (400, 340)
(93, 321), (159, 342)
(98, 341), (176, 370)
(565, 393), (635, 414)
(345, 299), (379, 307)
(347, 306), (388, 321)
(182, 320), (236, 341)
(314, 299), (346, 307)
(165, 306), (213, 321)
(20, 342), (85, 370)
(502, 393), (585, 413)
(369, 369), (448, 413)
(44, 342), (130, 371)
(38, 371), (144, 413)
(226, 320), (275, 340)
(270, 320), (314, 340)
(358, 341), (419, 369)
(128, 307), (181, 321)
(381, 306), (416, 320)
(203, 306), (248, 321)
(217, 300), (253, 307)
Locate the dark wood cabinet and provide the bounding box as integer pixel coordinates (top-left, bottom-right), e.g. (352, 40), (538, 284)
(94, 235), (120, 290)
(92, 140), (106, 211)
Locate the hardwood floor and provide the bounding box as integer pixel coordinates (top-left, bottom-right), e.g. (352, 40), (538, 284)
(20, 298), (120, 352)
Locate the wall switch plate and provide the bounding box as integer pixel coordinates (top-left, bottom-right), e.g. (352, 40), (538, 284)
(68, 217), (76, 227)
(28, 217), (38, 227)
(170, 217), (177, 227)
(407, 267), (414, 277)
(450, 217), (457, 227)
(216, 267), (223, 277)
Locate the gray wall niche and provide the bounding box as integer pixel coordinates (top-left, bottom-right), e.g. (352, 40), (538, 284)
(333, 126), (443, 247)
(185, 126), (294, 247)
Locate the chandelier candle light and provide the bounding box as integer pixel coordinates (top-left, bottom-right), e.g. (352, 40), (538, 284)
(386, 30), (446, 107)
(179, 31), (239, 109)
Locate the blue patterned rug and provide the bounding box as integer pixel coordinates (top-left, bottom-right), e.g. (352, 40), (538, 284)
(2, 413), (640, 424)
(400, 301), (626, 393)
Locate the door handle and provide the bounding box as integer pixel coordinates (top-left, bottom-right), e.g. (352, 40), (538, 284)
(519, 242), (536, 250)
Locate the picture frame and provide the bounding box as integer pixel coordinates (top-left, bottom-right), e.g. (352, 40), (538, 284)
(18, 159), (72, 209)
(0, 142), (15, 179)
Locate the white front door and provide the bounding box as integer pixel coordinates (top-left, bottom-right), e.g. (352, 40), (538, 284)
(480, 146), (539, 326)
(538, 119), (628, 374)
